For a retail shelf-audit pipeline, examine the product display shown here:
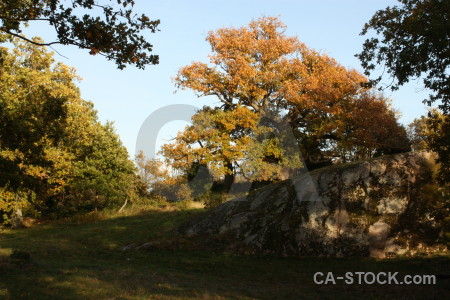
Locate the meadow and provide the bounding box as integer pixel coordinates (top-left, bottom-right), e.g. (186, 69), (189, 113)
(1, 204), (449, 300)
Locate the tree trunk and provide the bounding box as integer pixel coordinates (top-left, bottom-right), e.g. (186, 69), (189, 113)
(118, 198), (128, 213)
(11, 208), (23, 229)
(223, 160), (235, 193)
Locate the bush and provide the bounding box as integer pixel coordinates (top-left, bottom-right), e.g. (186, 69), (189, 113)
(152, 178), (193, 203)
(197, 191), (226, 209)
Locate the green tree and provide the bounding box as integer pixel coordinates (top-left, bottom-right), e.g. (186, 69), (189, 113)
(61, 122), (136, 214)
(0, 0), (160, 69)
(358, 0), (450, 184)
(407, 112), (436, 151)
(427, 113), (450, 185)
(0, 37), (137, 223)
(357, 0), (450, 112)
(0, 36), (79, 221)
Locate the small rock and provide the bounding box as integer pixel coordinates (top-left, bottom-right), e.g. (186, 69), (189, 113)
(136, 242), (160, 251)
(120, 244), (137, 251)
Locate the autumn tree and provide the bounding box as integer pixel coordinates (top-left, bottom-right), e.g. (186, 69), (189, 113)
(161, 107), (304, 203)
(135, 151), (166, 193)
(0, 0), (160, 69)
(170, 16), (409, 187)
(335, 91), (411, 161)
(173, 17), (365, 177)
(161, 106), (260, 192)
(175, 17), (367, 117)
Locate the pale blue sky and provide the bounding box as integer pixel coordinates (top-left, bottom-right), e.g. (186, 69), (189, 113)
(22, 0), (430, 157)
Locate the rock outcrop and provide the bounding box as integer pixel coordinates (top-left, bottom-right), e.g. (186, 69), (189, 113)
(179, 151), (447, 257)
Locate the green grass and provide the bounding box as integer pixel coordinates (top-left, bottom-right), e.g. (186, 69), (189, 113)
(0, 206), (449, 299)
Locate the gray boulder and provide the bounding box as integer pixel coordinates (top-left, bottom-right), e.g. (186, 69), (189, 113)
(179, 151), (446, 257)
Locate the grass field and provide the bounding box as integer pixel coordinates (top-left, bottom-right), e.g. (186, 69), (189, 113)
(1, 205), (449, 299)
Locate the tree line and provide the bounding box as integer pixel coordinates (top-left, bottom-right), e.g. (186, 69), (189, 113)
(0, 0), (448, 222)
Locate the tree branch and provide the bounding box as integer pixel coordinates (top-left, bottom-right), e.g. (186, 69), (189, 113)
(49, 45), (69, 59)
(0, 16), (52, 22)
(1, 29), (62, 46)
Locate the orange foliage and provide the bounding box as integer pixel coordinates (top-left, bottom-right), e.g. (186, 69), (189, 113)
(175, 16), (367, 119)
(168, 17), (409, 182)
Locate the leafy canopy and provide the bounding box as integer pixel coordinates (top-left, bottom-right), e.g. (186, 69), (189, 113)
(357, 0), (450, 112)
(0, 0), (160, 69)
(0, 37), (137, 222)
(175, 17), (367, 116)
(358, 0), (450, 185)
(167, 17), (410, 187)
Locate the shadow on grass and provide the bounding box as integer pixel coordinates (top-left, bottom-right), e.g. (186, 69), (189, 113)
(1, 208), (449, 299)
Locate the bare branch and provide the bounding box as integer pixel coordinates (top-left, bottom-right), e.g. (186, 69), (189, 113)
(49, 45), (68, 59)
(1, 29), (62, 46)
